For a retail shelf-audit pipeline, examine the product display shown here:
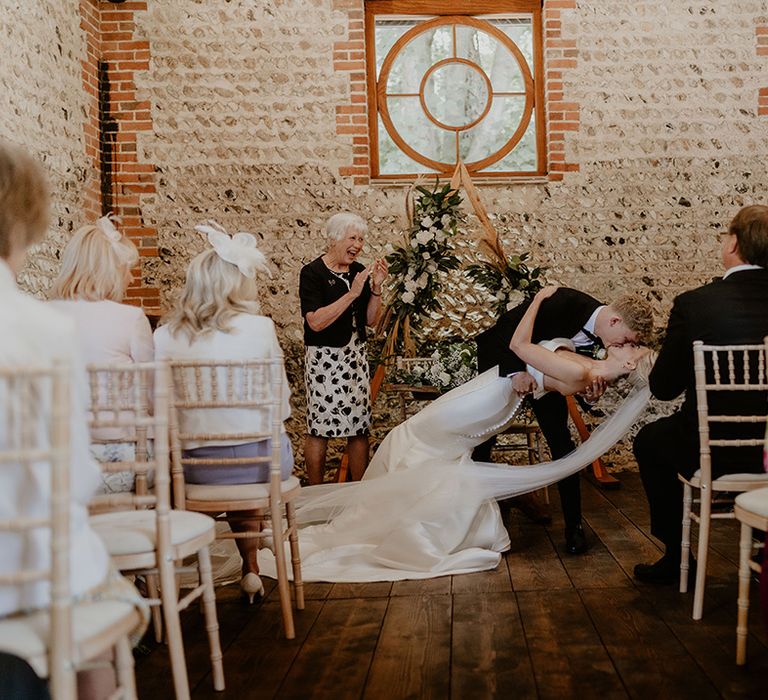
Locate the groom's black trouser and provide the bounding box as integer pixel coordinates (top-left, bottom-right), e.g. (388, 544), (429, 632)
(473, 390), (582, 528)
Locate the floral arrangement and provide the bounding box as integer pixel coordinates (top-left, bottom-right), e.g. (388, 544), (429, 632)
(465, 252), (546, 317)
(378, 180), (462, 358)
(391, 339), (477, 393)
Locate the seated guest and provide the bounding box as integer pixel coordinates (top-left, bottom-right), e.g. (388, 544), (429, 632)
(633, 205), (768, 583)
(299, 212), (388, 485)
(48, 215), (154, 493)
(0, 141), (110, 618)
(154, 221), (293, 602)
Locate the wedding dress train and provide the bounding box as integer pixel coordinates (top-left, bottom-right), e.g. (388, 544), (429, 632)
(258, 362), (652, 583)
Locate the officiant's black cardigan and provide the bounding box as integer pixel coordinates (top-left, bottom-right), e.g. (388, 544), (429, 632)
(475, 288), (602, 376)
(299, 256), (371, 347)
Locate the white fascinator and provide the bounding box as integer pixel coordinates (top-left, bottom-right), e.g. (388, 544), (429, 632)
(194, 220), (271, 279)
(96, 212), (136, 264)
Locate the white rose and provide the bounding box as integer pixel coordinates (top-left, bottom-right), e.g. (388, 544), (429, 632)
(417, 273), (429, 289)
(404, 279), (417, 292)
(441, 214), (452, 226)
(421, 216), (434, 227)
(415, 229), (433, 245)
(410, 239), (418, 248)
(422, 252), (430, 260)
(427, 262), (437, 273)
(401, 291), (415, 303)
(495, 292), (506, 300)
(439, 372), (451, 384)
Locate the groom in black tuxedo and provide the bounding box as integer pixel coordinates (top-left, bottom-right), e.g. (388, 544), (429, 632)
(633, 205), (768, 583)
(475, 287), (654, 554)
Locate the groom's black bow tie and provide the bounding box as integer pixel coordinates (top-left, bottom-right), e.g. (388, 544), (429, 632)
(575, 328), (605, 359)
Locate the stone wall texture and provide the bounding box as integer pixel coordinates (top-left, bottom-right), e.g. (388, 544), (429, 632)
(4, 0), (768, 472)
(0, 0), (94, 296)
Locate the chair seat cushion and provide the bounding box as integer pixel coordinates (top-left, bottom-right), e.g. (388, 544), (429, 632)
(685, 470), (768, 488)
(186, 475), (301, 502)
(0, 600), (139, 677)
(735, 486), (768, 518)
(91, 509), (214, 557)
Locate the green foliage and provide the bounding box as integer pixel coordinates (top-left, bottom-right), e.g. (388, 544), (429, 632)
(465, 253), (546, 317)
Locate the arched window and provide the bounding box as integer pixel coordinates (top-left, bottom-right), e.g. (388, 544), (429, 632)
(366, 1), (546, 179)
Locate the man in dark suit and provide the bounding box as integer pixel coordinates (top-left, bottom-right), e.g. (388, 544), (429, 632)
(475, 287), (654, 554)
(634, 205), (768, 583)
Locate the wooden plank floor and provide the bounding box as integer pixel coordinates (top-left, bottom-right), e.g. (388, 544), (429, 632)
(135, 473), (768, 699)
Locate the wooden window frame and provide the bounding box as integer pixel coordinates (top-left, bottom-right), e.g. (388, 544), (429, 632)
(365, 0), (547, 180)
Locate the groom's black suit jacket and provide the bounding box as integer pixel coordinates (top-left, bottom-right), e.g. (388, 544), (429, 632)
(647, 268), (768, 476)
(475, 287), (602, 377)
(474, 288), (603, 528)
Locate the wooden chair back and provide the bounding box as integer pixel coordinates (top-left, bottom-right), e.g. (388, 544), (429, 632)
(0, 362), (74, 698)
(86, 362), (171, 534)
(693, 341), (768, 482)
(167, 357), (285, 510)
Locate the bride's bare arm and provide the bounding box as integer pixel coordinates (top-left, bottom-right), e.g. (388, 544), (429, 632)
(509, 287), (589, 388)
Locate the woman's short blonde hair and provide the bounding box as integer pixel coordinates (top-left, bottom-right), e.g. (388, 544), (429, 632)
(0, 141), (50, 259)
(325, 212), (367, 242)
(162, 249), (261, 342)
(50, 223), (139, 301)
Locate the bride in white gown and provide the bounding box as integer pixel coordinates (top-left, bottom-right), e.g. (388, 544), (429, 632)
(260, 287), (654, 582)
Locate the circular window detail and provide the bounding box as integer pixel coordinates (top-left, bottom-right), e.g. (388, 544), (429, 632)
(377, 16), (535, 174)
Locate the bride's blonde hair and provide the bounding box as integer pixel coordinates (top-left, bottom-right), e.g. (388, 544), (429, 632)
(163, 249), (261, 342)
(627, 350), (657, 387)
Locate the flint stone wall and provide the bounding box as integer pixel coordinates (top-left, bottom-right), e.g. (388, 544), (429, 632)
(0, 0), (92, 296)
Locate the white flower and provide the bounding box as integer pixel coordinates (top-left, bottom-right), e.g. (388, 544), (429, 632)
(383, 243), (394, 254)
(404, 278), (418, 292)
(416, 273), (429, 289)
(401, 290), (415, 303)
(410, 239), (418, 248)
(495, 292), (506, 300)
(421, 216), (434, 228)
(427, 262), (437, 273)
(441, 214), (452, 226)
(422, 252), (430, 260)
(415, 229), (434, 245)
(506, 301), (516, 311)
(439, 372), (451, 384)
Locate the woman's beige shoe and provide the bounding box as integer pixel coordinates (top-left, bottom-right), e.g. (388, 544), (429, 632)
(240, 572), (264, 604)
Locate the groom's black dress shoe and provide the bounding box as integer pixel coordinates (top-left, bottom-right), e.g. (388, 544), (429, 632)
(564, 524), (588, 555)
(633, 555), (696, 585)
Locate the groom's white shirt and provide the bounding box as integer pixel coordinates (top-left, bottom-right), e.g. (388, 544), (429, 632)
(569, 306), (604, 349)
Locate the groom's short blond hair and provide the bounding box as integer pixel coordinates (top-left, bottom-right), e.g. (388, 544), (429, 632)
(611, 294), (654, 344)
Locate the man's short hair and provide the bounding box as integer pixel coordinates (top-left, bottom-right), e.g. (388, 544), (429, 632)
(0, 141), (49, 259)
(612, 294), (654, 344)
(728, 205), (768, 268)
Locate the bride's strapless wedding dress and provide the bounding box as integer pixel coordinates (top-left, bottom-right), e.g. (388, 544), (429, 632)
(258, 343), (651, 583)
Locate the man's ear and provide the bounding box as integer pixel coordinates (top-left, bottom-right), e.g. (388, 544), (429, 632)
(608, 315), (622, 327)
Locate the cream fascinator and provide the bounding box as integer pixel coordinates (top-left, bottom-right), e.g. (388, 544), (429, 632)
(96, 213), (136, 264)
(194, 220), (271, 279)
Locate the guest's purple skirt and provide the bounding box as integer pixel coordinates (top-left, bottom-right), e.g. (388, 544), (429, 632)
(182, 434), (294, 485)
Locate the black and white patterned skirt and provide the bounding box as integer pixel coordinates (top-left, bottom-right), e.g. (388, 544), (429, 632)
(305, 334), (371, 438)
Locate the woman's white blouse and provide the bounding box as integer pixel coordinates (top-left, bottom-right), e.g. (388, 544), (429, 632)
(153, 314), (291, 449)
(48, 299), (154, 366)
(0, 262), (110, 616)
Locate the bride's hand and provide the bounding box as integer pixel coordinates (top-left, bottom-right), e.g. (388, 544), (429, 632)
(535, 285), (559, 301)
